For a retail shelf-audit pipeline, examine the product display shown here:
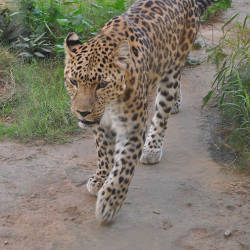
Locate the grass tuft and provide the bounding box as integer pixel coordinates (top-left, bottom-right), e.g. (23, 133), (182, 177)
(204, 14), (250, 170)
(0, 58), (80, 142)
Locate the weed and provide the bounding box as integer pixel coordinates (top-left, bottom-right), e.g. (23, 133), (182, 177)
(0, 46), (15, 74)
(0, 8), (24, 45)
(13, 33), (53, 60)
(17, 0), (127, 53)
(202, 0), (232, 22)
(0, 0), (128, 57)
(204, 14), (250, 170)
(0, 47), (16, 107)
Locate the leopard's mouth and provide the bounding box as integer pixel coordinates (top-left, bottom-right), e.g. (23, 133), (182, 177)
(78, 118), (100, 128)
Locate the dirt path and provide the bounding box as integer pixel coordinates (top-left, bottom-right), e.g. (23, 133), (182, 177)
(0, 1), (249, 250)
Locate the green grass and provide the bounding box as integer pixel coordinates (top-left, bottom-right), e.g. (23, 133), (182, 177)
(201, 0), (232, 22)
(204, 14), (250, 170)
(0, 56), (80, 142)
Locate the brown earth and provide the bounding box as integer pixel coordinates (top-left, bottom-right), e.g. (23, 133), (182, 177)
(0, 1), (249, 250)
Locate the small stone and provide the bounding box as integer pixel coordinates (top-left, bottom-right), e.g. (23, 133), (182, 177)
(192, 38), (205, 49)
(185, 56), (202, 66)
(4, 241), (8, 245)
(185, 202), (192, 207)
(153, 210), (161, 215)
(224, 230), (232, 238)
(226, 205), (236, 211)
(30, 193), (38, 199)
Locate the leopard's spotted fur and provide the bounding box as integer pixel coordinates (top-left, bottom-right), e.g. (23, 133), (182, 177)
(64, 0), (217, 223)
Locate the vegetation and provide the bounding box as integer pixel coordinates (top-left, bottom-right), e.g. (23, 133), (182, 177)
(17, 0), (127, 56)
(13, 33), (54, 59)
(201, 0), (232, 22)
(204, 14), (250, 170)
(0, 0), (127, 58)
(0, 54), (79, 142)
(0, 8), (24, 45)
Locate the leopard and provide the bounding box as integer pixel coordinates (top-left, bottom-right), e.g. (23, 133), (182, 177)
(64, 0), (217, 223)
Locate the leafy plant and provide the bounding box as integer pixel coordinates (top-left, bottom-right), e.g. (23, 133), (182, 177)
(17, 0), (126, 55)
(203, 14), (250, 169)
(13, 33), (53, 59)
(0, 0), (130, 56)
(0, 8), (24, 45)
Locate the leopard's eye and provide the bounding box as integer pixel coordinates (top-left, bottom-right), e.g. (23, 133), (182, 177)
(96, 81), (109, 90)
(70, 78), (78, 87)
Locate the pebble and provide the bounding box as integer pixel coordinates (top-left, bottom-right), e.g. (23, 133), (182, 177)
(224, 230), (232, 238)
(193, 38), (206, 49)
(153, 210), (161, 215)
(4, 241), (8, 245)
(185, 202), (192, 207)
(226, 205), (236, 211)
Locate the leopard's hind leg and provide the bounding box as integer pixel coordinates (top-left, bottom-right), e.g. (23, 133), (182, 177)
(140, 67), (182, 164)
(171, 82), (182, 114)
(140, 23), (197, 164)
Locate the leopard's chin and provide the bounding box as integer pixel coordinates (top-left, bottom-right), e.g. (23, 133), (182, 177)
(78, 121), (86, 129)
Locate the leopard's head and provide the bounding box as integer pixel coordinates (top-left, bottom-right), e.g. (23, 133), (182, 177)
(64, 32), (130, 126)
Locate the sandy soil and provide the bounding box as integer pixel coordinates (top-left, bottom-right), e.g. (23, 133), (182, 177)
(0, 1), (249, 250)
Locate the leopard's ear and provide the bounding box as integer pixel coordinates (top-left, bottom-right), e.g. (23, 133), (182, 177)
(65, 32), (82, 55)
(114, 40), (130, 70)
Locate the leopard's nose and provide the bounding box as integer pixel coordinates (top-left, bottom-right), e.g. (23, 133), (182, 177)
(77, 110), (91, 118)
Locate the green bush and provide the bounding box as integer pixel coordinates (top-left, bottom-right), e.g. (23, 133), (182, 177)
(204, 14), (250, 169)
(18, 0), (126, 53)
(13, 33), (53, 59)
(0, 0), (128, 57)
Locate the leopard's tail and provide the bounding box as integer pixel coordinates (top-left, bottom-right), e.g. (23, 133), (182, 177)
(197, 0), (219, 15)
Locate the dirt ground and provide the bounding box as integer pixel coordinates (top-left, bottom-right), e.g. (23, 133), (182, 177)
(0, 1), (250, 250)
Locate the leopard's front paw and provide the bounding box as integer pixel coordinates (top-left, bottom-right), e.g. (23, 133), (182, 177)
(140, 147), (163, 164)
(95, 184), (125, 224)
(86, 175), (104, 196)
